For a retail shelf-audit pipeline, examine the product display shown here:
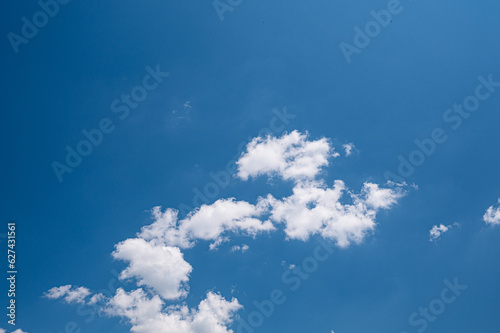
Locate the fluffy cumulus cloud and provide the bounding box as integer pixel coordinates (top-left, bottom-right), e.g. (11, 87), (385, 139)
(0, 330), (28, 333)
(139, 199), (274, 249)
(266, 180), (404, 247)
(237, 130), (333, 182)
(44, 285), (91, 304)
(104, 288), (241, 333)
(181, 198), (274, 241)
(45, 130), (406, 333)
(112, 239), (193, 300)
(483, 199), (500, 225)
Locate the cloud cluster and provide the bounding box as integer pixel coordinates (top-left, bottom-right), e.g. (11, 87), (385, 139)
(46, 131), (405, 333)
(0, 329), (28, 333)
(483, 199), (500, 225)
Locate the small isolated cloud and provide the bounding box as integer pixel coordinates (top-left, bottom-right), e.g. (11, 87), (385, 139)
(184, 101), (192, 109)
(483, 199), (500, 225)
(230, 244), (249, 253)
(342, 143), (355, 156)
(429, 223), (458, 242)
(44, 285), (91, 304)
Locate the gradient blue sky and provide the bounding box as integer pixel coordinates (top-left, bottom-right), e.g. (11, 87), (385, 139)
(1, 0), (500, 332)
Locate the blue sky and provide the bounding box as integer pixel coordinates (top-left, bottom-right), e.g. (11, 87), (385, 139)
(1, 0), (500, 332)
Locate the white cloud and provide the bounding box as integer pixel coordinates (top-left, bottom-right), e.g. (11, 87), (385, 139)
(209, 236), (229, 251)
(267, 180), (404, 247)
(140, 199), (274, 249)
(139, 207), (191, 248)
(104, 288), (242, 333)
(12, 330), (28, 333)
(429, 223), (458, 242)
(112, 238), (192, 300)
(88, 293), (106, 305)
(230, 244), (249, 253)
(343, 143), (355, 156)
(237, 131), (333, 182)
(181, 198), (274, 241)
(483, 199), (500, 225)
(45, 285), (71, 299)
(44, 285), (91, 304)
(359, 182), (401, 210)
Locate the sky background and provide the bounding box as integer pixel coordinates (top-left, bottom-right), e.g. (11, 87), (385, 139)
(1, 0), (500, 332)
